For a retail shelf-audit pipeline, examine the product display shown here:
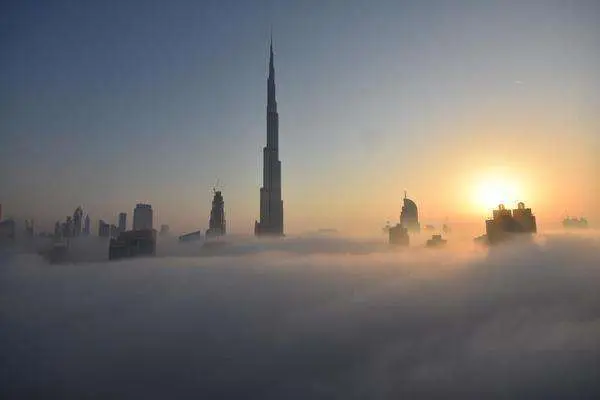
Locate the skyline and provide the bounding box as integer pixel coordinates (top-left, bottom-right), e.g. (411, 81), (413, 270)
(1, 0), (599, 234)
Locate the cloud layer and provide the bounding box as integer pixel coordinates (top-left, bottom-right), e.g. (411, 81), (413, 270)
(1, 233), (599, 399)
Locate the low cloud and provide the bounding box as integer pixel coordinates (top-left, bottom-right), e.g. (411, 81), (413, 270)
(1, 233), (599, 399)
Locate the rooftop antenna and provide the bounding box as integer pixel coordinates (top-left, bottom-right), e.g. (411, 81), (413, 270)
(404, 190), (407, 199)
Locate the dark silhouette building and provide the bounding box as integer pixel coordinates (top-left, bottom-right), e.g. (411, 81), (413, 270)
(426, 234), (447, 248)
(0, 219), (16, 241)
(109, 229), (156, 260)
(98, 220), (110, 237)
(118, 212), (127, 232)
(483, 202), (537, 245)
(83, 214), (91, 236)
(73, 206), (83, 236)
(133, 204), (153, 231)
(255, 38), (284, 237)
(389, 224), (409, 246)
(400, 192), (420, 233)
(206, 190), (226, 238)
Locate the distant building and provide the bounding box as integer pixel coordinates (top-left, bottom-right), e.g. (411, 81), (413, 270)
(426, 234), (447, 248)
(206, 190), (226, 238)
(118, 212), (127, 232)
(160, 224), (170, 236)
(110, 224), (119, 238)
(400, 192), (420, 233)
(481, 202), (537, 245)
(54, 221), (62, 238)
(98, 220), (110, 237)
(0, 219), (16, 241)
(73, 207), (83, 237)
(64, 216), (73, 238)
(24, 220), (34, 238)
(83, 215), (91, 236)
(178, 230), (202, 242)
(109, 229), (157, 260)
(133, 204), (153, 231)
(389, 223), (409, 246)
(563, 217), (588, 229)
(0, 203), (2, 221)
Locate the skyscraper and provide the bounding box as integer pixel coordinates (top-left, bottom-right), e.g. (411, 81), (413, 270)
(255, 37), (284, 236)
(73, 206), (83, 236)
(133, 203), (153, 231)
(206, 189), (226, 238)
(118, 212), (127, 232)
(83, 214), (91, 236)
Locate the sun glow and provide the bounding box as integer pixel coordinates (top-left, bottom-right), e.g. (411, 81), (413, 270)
(471, 174), (522, 214)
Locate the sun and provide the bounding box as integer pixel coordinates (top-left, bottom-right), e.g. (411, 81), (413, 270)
(471, 174), (522, 213)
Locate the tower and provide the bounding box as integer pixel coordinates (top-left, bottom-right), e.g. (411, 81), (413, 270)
(118, 212), (127, 232)
(255, 36), (284, 236)
(133, 204), (153, 231)
(206, 188), (226, 238)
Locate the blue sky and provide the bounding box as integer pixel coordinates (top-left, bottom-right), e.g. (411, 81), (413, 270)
(1, 0), (599, 233)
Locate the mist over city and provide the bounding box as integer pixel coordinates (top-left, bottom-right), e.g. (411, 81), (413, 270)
(1, 0), (599, 398)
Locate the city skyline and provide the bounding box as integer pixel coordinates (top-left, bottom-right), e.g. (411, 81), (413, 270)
(1, 1), (599, 234)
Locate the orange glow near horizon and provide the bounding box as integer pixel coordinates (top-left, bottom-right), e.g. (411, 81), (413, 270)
(468, 168), (528, 216)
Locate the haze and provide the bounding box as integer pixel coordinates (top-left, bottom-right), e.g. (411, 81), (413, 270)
(1, 0), (599, 234)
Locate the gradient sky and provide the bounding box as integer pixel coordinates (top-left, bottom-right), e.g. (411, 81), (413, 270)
(1, 0), (599, 234)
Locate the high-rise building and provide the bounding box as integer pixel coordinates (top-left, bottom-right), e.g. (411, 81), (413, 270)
(83, 215), (91, 236)
(0, 203), (2, 221)
(160, 224), (170, 236)
(255, 38), (284, 236)
(98, 220), (110, 237)
(73, 206), (83, 237)
(400, 192), (420, 233)
(206, 190), (226, 238)
(133, 203), (153, 231)
(118, 212), (127, 232)
(54, 221), (61, 237)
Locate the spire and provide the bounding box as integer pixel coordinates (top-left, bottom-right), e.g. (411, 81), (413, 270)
(269, 31), (275, 81)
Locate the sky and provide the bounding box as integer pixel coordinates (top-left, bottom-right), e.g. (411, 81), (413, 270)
(1, 0), (599, 234)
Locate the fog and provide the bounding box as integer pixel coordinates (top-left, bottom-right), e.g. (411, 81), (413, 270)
(1, 233), (599, 399)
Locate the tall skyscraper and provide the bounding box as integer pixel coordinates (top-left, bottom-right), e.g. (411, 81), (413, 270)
(206, 189), (226, 238)
(133, 203), (153, 231)
(255, 38), (284, 236)
(73, 206), (83, 237)
(118, 212), (127, 232)
(83, 214), (91, 236)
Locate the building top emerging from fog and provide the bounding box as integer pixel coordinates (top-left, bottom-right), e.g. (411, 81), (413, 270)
(133, 204), (153, 231)
(400, 192), (420, 233)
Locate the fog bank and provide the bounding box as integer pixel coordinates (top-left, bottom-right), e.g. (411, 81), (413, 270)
(1, 233), (599, 399)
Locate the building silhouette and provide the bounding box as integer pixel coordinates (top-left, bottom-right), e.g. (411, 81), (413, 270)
(133, 204), (153, 231)
(160, 224), (170, 236)
(118, 212), (127, 232)
(255, 37), (284, 237)
(400, 192), (420, 233)
(389, 224), (409, 246)
(206, 189), (226, 238)
(83, 214), (91, 236)
(98, 220), (110, 237)
(483, 202), (537, 245)
(109, 229), (156, 260)
(72, 207), (83, 237)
